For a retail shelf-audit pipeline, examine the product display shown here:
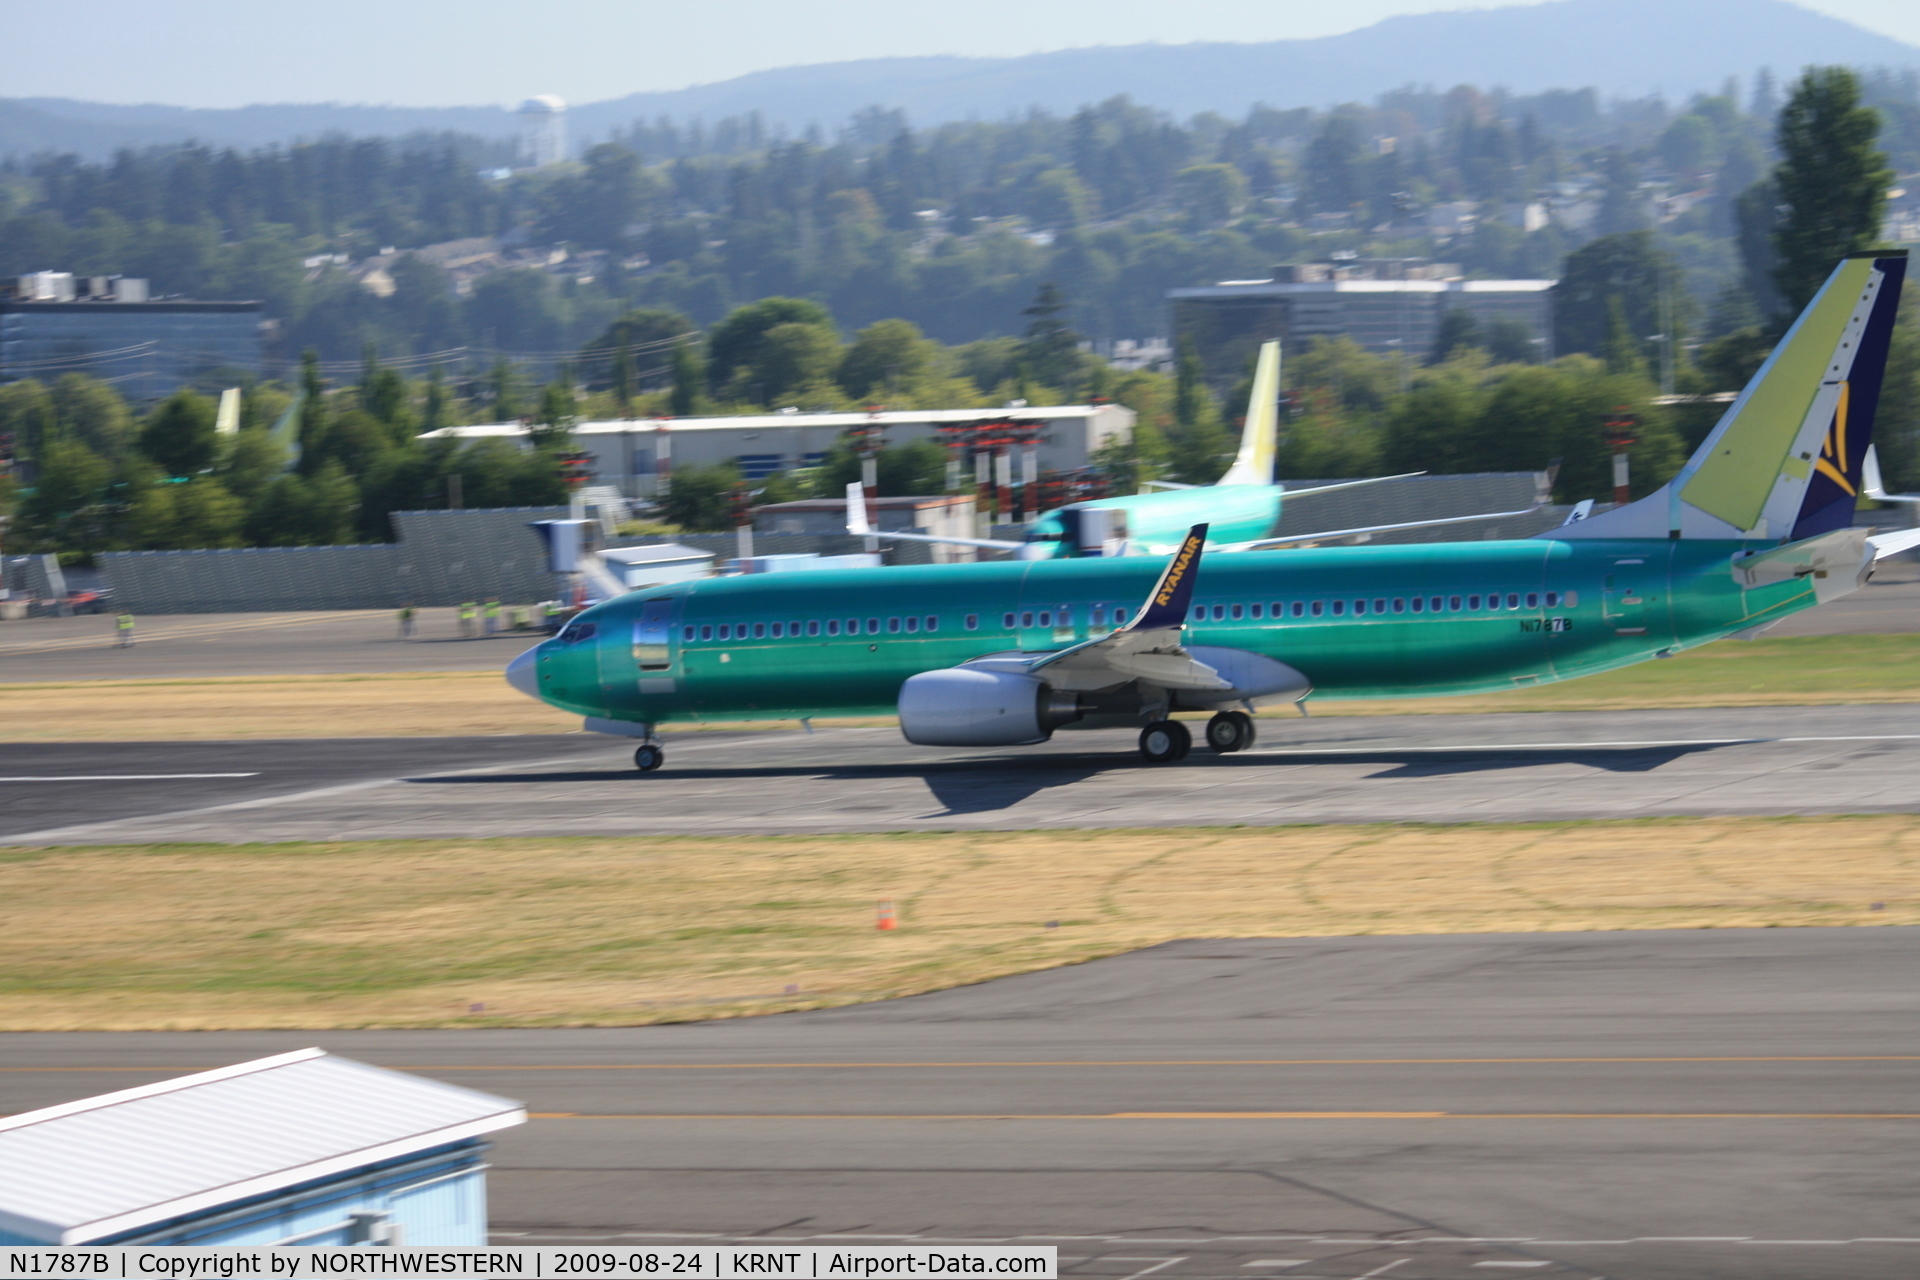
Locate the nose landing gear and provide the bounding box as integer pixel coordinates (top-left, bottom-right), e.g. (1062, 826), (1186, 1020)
(633, 743), (664, 772)
(1205, 710), (1257, 753)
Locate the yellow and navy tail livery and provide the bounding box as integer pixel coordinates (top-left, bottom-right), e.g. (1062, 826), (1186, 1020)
(1557, 249), (1909, 544)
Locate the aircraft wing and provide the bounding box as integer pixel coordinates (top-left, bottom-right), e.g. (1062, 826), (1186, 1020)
(1020, 524), (1231, 693)
(1278, 471), (1425, 498)
(1222, 500), (1549, 551)
(844, 482), (1028, 550)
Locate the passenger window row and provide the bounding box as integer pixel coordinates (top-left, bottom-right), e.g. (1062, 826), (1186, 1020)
(683, 614), (951, 643)
(1188, 590), (1576, 621)
(671, 589), (1580, 647)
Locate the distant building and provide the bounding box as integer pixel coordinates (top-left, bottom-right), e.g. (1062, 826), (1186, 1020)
(0, 274), (263, 403)
(1169, 260), (1554, 387)
(754, 495), (978, 563)
(0, 1047), (522, 1246)
(421, 404), (1136, 500)
(517, 95), (567, 168)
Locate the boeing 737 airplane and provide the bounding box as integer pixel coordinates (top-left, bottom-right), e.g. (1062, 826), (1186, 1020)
(847, 340), (1540, 559)
(508, 251), (1918, 768)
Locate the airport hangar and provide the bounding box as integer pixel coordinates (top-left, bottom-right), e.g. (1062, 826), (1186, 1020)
(420, 403), (1137, 498)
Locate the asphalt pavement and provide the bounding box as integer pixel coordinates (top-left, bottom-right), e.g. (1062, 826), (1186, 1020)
(0, 736), (611, 839)
(5, 704), (1917, 845)
(3, 928), (1914, 1279)
(0, 608), (535, 681)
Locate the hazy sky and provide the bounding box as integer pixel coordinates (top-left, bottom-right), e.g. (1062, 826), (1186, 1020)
(9, 0), (1919, 108)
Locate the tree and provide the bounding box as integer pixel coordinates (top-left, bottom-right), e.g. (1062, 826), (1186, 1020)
(15, 435), (109, 549)
(838, 318), (936, 401)
(1595, 148), (1648, 236)
(706, 298), (836, 394)
(248, 461), (357, 546)
(581, 307), (693, 394)
(0, 380), (55, 464)
(1020, 283), (1081, 394)
(422, 367), (452, 433)
(1303, 114), (1364, 214)
(127, 476), (245, 549)
(217, 427), (287, 504)
(669, 338), (703, 416)
(50, 374), (133, 458)
(1025, 168), (1092, 230)
(138, 390), (219, 477)
(489, 360), (524, 422)
(659, 461), (740, 530)
(1274, 398), (1380, 478)
(298, 350), (328, 460)
(1427, 310), (1483, 365)
(1167, 333), (1231, 483)
(754, 323), (843, 404)
(1772, 66), (1894, 313)
(1734, 179), (1785, 321)
(1173, 164), (1248, 228)
(359, 354), (415, 439)
(1091, 421), (1172, 493)
(1551, 231), (1685, 366)
(530, 379), (578, 448)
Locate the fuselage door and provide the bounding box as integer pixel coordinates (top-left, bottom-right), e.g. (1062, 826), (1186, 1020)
(634, 598), (677, 672)
(1602, 571), (1648, 637)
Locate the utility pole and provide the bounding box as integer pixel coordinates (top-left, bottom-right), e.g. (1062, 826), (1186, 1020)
(1604, 407), (1640, 508)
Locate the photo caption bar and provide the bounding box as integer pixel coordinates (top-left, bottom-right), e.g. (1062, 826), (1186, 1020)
(0, 1249), (1054, 1280)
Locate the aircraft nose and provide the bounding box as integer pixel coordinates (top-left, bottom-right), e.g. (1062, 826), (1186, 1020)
(505, 646), (542, 700)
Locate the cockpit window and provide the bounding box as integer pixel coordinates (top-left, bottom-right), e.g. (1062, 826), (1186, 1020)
(556, 620), (598, 644)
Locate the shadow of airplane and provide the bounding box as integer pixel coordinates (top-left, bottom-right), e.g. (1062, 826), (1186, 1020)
(406, 738), (1756, 812)
(1253, 741), (1747, 776)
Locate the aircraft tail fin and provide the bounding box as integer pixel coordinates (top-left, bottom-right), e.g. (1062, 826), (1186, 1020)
(1216, 340), (1279, 487)
(1551, 249), (1908, 543)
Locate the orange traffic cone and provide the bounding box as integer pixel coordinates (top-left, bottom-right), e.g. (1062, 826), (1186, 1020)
(876, 900), (897, 931)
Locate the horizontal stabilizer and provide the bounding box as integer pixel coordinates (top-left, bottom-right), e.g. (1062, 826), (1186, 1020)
(1868, 526), (1920, 560)
(1730, 527), (1872, 604)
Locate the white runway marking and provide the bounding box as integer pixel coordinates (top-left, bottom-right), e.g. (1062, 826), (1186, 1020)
(0, 773), (260, 781)
(1249, 733), (1920, 755)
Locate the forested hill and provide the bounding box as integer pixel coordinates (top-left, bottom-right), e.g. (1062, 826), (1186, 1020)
(571, 0), (1920, 137)
(5, 0), (1918, 158)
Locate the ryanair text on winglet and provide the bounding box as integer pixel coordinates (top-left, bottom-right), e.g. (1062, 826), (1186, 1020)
(1153, 531), (1205, 608)
(1, 1249), (1054, 1280)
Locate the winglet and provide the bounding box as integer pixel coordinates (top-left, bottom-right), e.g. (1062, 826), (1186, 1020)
(845, 481), (873, 535)
(1127, 524), (1208, 631)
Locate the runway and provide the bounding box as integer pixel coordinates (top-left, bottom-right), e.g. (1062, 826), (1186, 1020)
(4, 703), (1917, 844)
(3, 928), (1915, 1279)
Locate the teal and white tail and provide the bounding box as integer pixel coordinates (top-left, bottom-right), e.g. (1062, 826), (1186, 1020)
(1216, 339), (1280, 487)
(1554, 249), (1909, 545)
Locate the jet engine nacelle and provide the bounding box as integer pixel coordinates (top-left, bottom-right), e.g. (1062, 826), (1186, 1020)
(898, 667), (1082, 746)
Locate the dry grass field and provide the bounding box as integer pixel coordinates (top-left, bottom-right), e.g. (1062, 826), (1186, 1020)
(2, 815), (1914, 1030)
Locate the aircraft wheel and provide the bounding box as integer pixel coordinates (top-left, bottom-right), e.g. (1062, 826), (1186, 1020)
(1138, 719), (1192, 764)
(1206, 711), (1256, 753)
(633, 743), (665, 772)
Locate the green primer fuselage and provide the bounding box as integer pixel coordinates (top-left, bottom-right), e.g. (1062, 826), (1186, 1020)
(530, 534), (1814, 724)
(1025, 485), (1282, 555)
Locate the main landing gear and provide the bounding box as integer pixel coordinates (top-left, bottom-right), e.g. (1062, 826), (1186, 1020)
(633, 742), (665, 772)
(1137, 719), (1192, 763)
(1138, 712), (1255, 763)
(1205, 710), (1257, 754)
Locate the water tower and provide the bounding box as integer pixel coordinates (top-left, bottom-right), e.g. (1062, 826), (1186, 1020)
(516, 95), (567, 168)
